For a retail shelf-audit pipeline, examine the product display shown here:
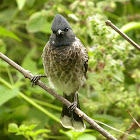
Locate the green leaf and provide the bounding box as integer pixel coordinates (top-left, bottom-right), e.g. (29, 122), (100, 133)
(59, 129), (73, 139)
(8, 123), (19, 133)
(19, 124), (27, 131)
(94, 114), (122, 123)
(68, 14), (79, 21)
(0, 39), (6, 53)
(26, 0), (35, 7)
(112, 70), (124, 82)
(115, 22), (140, 39)
(0, 85), (19, 106)
(77, 134), (96, 140)
(35, 129), (50, 136)
(16, 0), (27, 10)
(16, 131), (24, 135)
(21, 47), (38, 73)
(0, 26), (21, 41)
(0, 8), (17, 22)
(27, 124), (37, 130)
(26, 11), (51, 33)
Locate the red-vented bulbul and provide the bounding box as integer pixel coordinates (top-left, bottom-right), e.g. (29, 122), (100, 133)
(32, 14), (88, 131)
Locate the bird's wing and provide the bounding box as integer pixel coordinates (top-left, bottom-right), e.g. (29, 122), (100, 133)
(76, 37), (88, 77)
(41, 41), (50, 59)
(83, 47), (88, 77)
(84, 48), (88, 75)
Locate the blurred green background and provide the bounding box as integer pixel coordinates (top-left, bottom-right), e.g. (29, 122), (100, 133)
(0, 0), (140, 140)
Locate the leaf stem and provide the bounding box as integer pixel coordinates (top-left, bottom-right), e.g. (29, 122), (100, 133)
(32, 98), (62, 111)
(19, 93), (60, 123)
(15, 30), (46, 45)
(6, 66), (14, 85)
(0, 77), (60, 123)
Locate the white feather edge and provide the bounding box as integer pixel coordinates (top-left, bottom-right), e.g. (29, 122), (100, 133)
(72, 121), (86, 132)
(60, 115), (86, 132)
(60, 115), (73, 128)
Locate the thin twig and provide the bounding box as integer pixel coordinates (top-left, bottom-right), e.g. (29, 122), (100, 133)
(120, 122), (136, 140)
(127, 110), (140, 128)
(94, 119), (140, 140)
(105, 20), (140, 51)
(0, 52), (117, 140)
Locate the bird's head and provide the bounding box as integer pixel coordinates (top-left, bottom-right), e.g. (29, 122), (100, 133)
(50, 14), (75, 46)
(51, 14), (74, 36)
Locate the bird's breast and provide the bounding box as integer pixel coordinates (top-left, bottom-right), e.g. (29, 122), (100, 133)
(42, 42), (85, 94)
(43, 42), (83, 76)
(45, 45), (82, 69)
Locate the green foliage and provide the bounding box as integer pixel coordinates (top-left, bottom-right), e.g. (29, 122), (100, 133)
(16, 0), (27, 10)
(0, 85), (19, 106)
(8, 123), (50, 140)
(60, 129), (96, 140)
(0, 0), (140, 140)
(77, 134), (96, 140)
(0, 27), (21, 41)
(26, 11), (52, 33)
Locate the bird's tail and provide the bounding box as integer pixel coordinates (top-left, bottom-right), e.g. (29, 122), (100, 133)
(60, 93), (86, 132)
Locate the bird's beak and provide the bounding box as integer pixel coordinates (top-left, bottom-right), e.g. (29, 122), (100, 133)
(57, 29), (64, 35)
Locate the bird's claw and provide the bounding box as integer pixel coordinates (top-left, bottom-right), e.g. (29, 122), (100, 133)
(68, 101), (77, 112)
(31, 75), (41, 87)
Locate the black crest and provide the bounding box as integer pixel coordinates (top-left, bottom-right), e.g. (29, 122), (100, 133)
(51, 14), (72, 31)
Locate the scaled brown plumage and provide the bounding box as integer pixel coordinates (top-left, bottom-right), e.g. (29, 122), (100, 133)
(42, 37), (88, 95)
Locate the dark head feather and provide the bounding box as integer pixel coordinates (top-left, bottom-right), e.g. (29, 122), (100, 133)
(51, 14), (72, 31)
(50, 14), (75, 47)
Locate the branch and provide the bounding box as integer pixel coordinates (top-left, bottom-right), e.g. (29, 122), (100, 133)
(120, 122), (138, 140)
(0, 52), (117, 140)
(120, 111), (140, 140)
(127, 110), (140, 128)
(105, 20), (140, 51)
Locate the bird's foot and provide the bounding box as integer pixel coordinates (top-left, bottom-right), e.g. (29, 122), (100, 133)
(31, 75), (46, 87)
(68, 101), (77, 112)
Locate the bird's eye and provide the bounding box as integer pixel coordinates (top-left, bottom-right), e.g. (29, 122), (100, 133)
(64, 28), (69, 32)
(53, 31), (56, 34)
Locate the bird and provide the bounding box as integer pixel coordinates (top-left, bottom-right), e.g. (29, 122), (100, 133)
(31, 14), (88, 132)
